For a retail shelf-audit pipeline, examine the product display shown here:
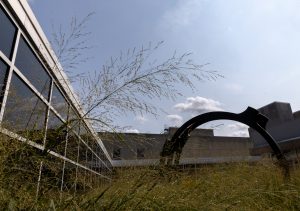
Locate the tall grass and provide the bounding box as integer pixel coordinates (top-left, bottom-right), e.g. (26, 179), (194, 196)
(1, 134), (300, 210)
(74, 162), (300, 210)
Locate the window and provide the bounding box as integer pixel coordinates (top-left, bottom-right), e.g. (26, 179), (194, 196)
(46, 111), (67, 155)
(15, 36), (51, 99)
(86, 150), (93, 168)
(137, 147), (145, 159)
(80, 125), (94, 149)
(2, 73), (47, 144)
(68, 108), (80, 134)
(0, 5), (16, 59)
(51, 83), (69, 120)
(112, 147), (121, 160)
(0, 59), (8, 107)
(78, 141), (87, 165)
(65, 131), (80, 161)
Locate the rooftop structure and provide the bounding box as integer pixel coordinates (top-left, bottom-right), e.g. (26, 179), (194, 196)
(249, 102), (300, 157)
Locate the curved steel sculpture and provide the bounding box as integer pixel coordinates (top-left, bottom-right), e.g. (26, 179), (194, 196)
(160, 107), (289, 177)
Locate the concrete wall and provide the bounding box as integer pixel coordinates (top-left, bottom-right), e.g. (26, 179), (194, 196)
(249, 102), (300, 155)
(100, 128), (252, 163)
(182, 136), (251, 158)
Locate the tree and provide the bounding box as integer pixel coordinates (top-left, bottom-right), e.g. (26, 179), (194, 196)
(51, 14), (223, 132)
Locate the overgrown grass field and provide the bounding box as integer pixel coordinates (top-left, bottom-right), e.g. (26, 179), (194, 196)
(2, 156), (300, 210)
(78, 162), (300, 210)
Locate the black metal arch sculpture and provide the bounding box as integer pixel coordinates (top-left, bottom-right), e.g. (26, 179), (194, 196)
(160, 107), (289, 177)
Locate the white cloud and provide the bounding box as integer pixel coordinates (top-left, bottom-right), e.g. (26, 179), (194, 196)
(227, 123), (249, 137)
(174, 96), (223, 114)
(166, 114), (183, 126)
(228, 123), (248, 131)
(125, 129), (139, 133)
(135, 115), (148, 124)
(213, 122), (249, 137)
(229, 130), (249, 137)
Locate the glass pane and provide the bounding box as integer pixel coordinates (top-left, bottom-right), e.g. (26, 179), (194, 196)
(0, 6), (16, 59)
(51, 83), (69, 120)
(86, 150), (93, 170)
(62, 162), (77, 193)
(2, 73), (47, 144)
(67, 107), (80, 134)
(81, 126), (94, 148)
(77, 167), (87, 191)
(46, 111), (67, 155)
(66, 131), (80, 161)
(78, 141), (87, 165)
(15, 36), (51, 99)
(0, 135), (41, 195)
(0, 59), (8, 107)
(40, 155), (63, 196)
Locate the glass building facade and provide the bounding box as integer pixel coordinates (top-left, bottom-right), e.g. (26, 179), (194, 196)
(0, 1), (112, 196)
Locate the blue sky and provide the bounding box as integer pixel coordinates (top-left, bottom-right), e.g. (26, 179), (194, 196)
(28, 0), (300, 136)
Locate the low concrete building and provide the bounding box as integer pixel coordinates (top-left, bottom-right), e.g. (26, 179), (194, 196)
(249, 102), (300, 159)
(100, 127), (255, 167)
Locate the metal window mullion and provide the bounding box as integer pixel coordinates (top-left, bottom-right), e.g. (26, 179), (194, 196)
(74, 143), (79, 193)
(74, 128), (111, 170)
(35, 161), (43, 200)
(48, 106), (67, 123)
(0, 127), (44, 150)
(74, 123), (81, 193)
(78, 136), (112, 171)
(43, 80), (53, 147)
(81, 119), (113, 165)
(17, 31), (52, 85)
(75, 109), (111, 166)
(0, 51), (12, 66)
(60, 104), (70, 193)
(48, 149), (111, 179)
(2, 48), (67, 124)
(0, 30), (21, 122)
(13, 67), (50, 104)
(0, 127), (111, 180)
(60, 159), (66, 193)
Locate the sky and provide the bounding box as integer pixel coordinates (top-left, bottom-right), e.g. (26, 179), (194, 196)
(28, 0), (300, 136)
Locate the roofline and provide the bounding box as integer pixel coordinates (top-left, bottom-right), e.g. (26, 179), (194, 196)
(258, 101), (290, 110)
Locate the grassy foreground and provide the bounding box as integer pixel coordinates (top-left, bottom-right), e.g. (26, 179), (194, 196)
(77, 162), (300, 210)
(2, 159), (300, 210)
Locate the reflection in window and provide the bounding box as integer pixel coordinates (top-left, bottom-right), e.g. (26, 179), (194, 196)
(62, 162), (77, 192)
(46, 111), (67, 155)
(91, 153), (98, 171)
(86, 150), (93, 169)
(15, 36), (51, 99)
(0, 5), (16, 59)
(0, 59), (8, 107)
(2, 73), (47, 144)
(137, 147), (145, 159)
(66, 131), (80, 161)
(51, 83), (69, 120)
(40, 154), (63, 194)
(78, 141), (87, 165)
(113, 147), (121, 160)
(80, 126), (95, 151)
(68, 108), (80, 134)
